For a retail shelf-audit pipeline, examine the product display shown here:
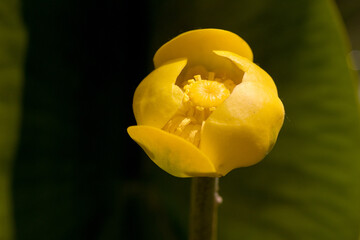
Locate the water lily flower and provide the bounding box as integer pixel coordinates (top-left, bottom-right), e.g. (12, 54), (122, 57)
(127, 29), (284, 177)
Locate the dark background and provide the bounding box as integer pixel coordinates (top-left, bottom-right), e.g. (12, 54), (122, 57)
(3, 0), (360, 239)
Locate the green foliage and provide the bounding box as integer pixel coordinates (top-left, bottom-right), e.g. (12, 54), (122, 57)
(0, 0), (26, 239)
(1, 0), (359, 239)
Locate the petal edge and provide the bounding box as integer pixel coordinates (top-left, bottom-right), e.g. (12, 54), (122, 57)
(154, 29), (253, 69)
(133, 58), (186, 128)
(214, 50), (278, 94)
(128, 126), (217, 177)
(201, 79), (285, 175)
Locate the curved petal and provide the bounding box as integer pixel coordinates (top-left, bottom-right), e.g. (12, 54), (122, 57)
(127, 126), (217, 178)
(133, 58), (186, 128)
(154, 29), (253, 69)
(214, 50), (278, 94)
(200, 81), (285, 176)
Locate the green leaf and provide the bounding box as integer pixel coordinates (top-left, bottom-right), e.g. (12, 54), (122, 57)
(147, 0), (360, 239)
(0, 0), (26, 239)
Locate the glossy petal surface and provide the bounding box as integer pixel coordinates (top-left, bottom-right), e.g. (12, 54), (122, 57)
(130, 30), (284, 178)
(214, 50), (278, 93)
(201, 52), (284, 175)
(127, 126), (217, 177)
(154, 29), (253, 69)
(133, 59), (186, 128)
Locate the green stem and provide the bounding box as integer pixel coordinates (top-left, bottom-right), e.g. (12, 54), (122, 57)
(189, 177), (221, 240)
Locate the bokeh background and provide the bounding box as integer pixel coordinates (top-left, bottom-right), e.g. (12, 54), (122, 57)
(1, 0), (360, 239)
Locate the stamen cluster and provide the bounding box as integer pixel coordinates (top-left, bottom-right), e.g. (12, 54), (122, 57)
(163, 71), (235, 146)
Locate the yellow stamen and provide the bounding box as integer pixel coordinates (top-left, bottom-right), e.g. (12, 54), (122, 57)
(208, 72), (215, 80)
(185, 80), (230, 108)
(194, 75), (202, 81)
(163, 70), (236, 146)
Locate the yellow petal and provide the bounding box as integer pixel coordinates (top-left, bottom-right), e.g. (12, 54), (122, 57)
(127, 126), (217, 178)
(153, 29), (253, 69)
(200, 55), (285, 176)
(133, 58), (186, 128)
(214, 50), (278, 94)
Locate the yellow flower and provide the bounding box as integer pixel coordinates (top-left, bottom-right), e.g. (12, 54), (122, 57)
(127, 29), (284, 177)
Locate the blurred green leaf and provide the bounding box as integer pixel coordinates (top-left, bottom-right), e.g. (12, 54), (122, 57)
(0, 0), (26, 239)
(147, 0), (360, 239)
(336, 0), (360, 50)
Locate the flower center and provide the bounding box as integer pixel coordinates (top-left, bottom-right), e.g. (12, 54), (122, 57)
(162, 71), (235, 146)
(184, 77), (230, 109)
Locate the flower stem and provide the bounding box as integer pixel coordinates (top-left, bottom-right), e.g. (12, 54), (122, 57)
(189, 177), (221, 240)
